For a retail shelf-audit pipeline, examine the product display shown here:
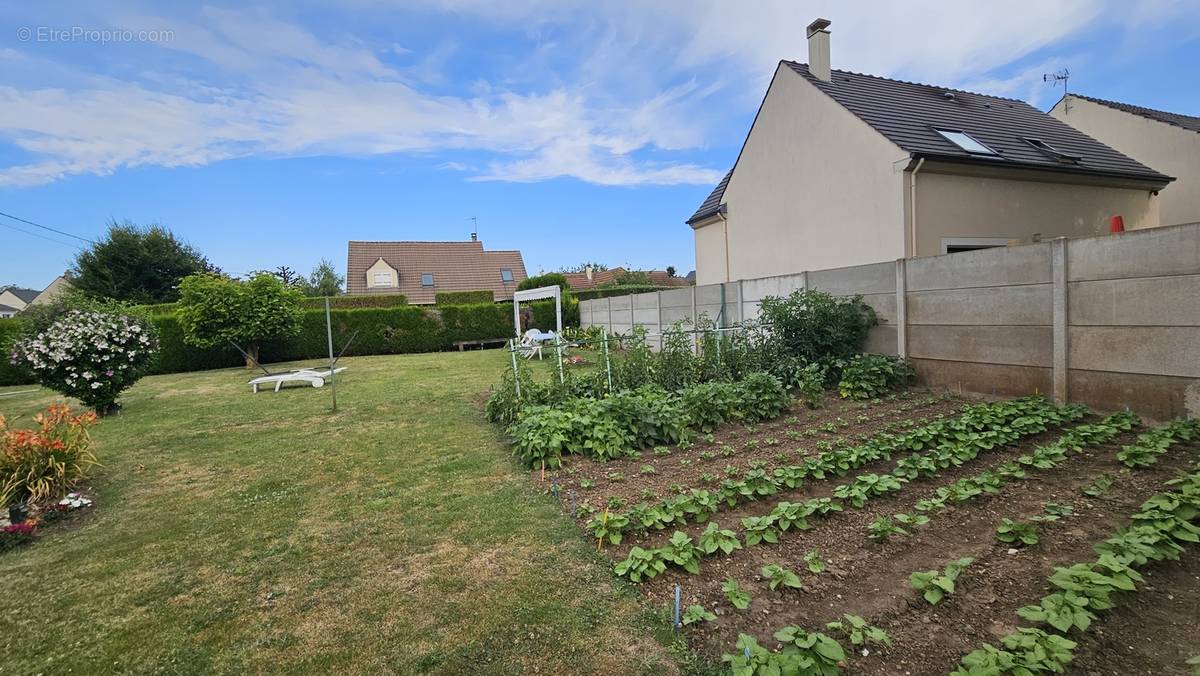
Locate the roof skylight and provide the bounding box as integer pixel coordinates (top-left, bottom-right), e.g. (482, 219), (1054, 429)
(1024, 138), (1081, 164)
(934, 128), (998, 155)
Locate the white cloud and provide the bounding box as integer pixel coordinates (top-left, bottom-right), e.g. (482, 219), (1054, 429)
(1, 1), (1196, 188)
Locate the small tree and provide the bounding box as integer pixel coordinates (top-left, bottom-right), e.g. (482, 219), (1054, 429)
(666, 266), (677, 277)
(11, 310), (158, 414)
(757, 289), (878, 363)
(71, 221), (216, 303)
(301, 259), (344, 297)
(176, 273), (304, 367)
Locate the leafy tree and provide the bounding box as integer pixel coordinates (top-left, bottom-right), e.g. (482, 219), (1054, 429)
(71, 221), (216, 303)
(666, 266), (677, 277)
(176, 273), (304, 367)
(301, 259), (344, 297)
(560, 261), (609, 273)
(757, 289), (878, 363)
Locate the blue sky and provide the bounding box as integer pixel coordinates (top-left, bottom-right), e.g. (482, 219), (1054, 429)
(1, 1), (1198, 289)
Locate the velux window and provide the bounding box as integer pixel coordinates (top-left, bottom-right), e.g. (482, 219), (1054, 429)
(421, 273), (435, 287)
(934, 128), (997, 155)
(1024, 138), (1080, 164)
(500, 268), (514, 283)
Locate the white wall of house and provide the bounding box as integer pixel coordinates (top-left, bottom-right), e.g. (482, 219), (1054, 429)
(695, 64), (909, 284)
(0, 289), (28, 312)
(1050, 96), (1200, 227)
(692, 219), (728, 286)
(29, 276), (70, 306)
(912, 168), (1160, 256)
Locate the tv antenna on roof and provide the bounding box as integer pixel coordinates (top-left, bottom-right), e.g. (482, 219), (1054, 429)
(1043, 68), (1070, 97)
(468, 216), (478, 241)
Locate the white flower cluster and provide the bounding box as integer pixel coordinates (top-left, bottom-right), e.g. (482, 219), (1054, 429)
(12, 310), (158, 405)
(58, 492), (93, 510)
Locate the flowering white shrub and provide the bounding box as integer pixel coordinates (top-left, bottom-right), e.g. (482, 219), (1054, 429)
(11, 310), (158, 413)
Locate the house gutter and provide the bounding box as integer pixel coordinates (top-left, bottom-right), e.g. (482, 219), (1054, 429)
(908, 157), (925, 258)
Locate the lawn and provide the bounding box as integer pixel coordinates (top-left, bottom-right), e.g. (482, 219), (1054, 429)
(0, 351), (681, 674)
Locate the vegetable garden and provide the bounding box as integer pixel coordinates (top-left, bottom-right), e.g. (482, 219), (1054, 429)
(485, 289), (1200, 674)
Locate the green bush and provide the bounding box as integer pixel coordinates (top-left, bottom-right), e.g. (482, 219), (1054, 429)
(0, 320), (34, 386)
(528, 296), (579, 331)
(757, 289), (877, 363)
(518, 273), (569, 292)
(149, 314), (244, 373)
(837, 354), (914, 400)
(737, 373), (791, 421)
(435, 290), (494, 305)
(575, 285), (675, 301)
(298, 294), (407, 309)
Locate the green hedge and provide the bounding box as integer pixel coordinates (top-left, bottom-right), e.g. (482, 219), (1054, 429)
(435, 290), (494, 305)
(2, 299), (582, 380)
(0, 320), (33, 386)
(299, 294), (407, 309)
(574, 285), (685, 301)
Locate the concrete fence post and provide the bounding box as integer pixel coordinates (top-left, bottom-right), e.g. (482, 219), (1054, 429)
(895, 258), (908, 359)
(737, 279), (745, 325)
(656, 290), (663, 349)
(1051, 238), (1069, 405)
(690, 285), (699, 352)
(799, 270), (808, 291)
(606, 297), (613, 334)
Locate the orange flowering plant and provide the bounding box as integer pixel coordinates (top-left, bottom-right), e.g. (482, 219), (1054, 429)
(1, 405), (99, 508)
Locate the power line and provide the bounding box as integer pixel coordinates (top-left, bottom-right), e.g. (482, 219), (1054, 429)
(0, 209), (94, 244)
(0, 219), (85, 250)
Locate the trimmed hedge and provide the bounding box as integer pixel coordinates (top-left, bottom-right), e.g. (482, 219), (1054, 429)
(299, 294), (407, 309)
(435, 290), (494, 305)
(2, 298), (582, 380)
(0, 320), (33, 386)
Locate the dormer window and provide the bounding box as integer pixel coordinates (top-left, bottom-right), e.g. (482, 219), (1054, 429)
(934, 128), (998, 155)
(1024, 138), (1081, 164)
(421, 273), (434, 287)
(372, 272), (391, 287)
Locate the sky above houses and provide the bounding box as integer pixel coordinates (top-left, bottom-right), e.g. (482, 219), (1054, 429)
(1, 1), (1198, 289)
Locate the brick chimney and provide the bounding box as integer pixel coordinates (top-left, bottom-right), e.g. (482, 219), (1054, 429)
(807, 18), (831, 82)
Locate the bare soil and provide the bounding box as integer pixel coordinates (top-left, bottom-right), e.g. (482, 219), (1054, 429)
(528, 395), (1200, 675)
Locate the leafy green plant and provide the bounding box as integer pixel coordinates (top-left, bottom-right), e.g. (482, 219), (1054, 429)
(825, 614), (891, 648)
(578, 478), (594, 489)
(737, 373), (791, 422)
(613, 546), (665, 582)
(838, 354), (914, 400)
(698, 522), (742, 555)
(605, 471), (625, 482)
(681, 604), (715, 626)
(1034, 502), (1074, 522)
(894, 512), (929, 529)
(771, 626), (846, 675)
(909, 557), (973, 604)
(805, 550), (826, 574)
(761, 564), (803, 591)
(741, 515), (781, 546)
(656, 531), (702, 574)
(868, 516), (908, 542)
(587, 512), (630, 545)
(639, 463), (656, 475)
(722, 578), (751, 609)
(996, 518), (1039, 546)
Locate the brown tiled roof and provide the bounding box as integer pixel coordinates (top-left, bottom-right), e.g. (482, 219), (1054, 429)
(346, 240), (527, 304)
(562, 267), (690, 291)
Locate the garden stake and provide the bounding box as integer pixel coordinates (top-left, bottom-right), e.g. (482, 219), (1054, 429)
(508, 339), (521, 399)
(598, 507), (609, 552)
(324, 297), (338, 412)
(602, 330), (613, 392)
(554, 333), (565, 384)
(673, 585), (681, 630)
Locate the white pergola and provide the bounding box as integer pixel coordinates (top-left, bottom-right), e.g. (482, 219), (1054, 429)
(511, 285), (562, 337)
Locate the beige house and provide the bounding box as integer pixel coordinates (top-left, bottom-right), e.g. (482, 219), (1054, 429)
(689, 19), (1173, 285)
(0, 286), (39, 318)
(346, 238), (527, 304)
(1050, 94), (1200, 227)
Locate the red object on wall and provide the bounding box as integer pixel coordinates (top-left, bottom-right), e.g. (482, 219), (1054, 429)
(1110, 215), (1126, 233)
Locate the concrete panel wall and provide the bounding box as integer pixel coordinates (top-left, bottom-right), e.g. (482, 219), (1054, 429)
(580, 222), (1200, 418)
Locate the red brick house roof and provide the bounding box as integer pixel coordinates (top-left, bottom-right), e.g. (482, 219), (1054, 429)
(346, 240), (527, 304)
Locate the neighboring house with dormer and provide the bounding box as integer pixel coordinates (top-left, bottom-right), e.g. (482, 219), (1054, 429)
(562, 267), (691, 292)
(1050, 94), (1200, 227)
(345, 238), (528, 304)
(0, 286), (40, 318)
(687, 18), (1174, 285)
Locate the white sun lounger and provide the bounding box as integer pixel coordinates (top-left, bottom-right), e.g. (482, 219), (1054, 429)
(249, 367), (347, 393)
